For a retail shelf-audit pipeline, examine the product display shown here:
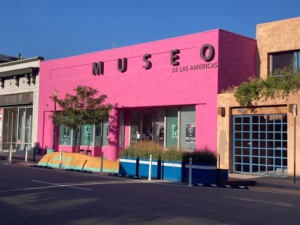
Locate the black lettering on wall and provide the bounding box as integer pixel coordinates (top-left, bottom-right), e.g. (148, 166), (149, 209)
(117, 58), (127, 73)
(200, 44), (215, 62)
(143, 54), (152, 70)
(170, 49), (180, 66)
(92, 61), (104, 75)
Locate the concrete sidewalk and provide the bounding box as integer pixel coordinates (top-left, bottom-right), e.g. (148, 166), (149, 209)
(0, 150), (42, 163)
(226, 173), (300, 191)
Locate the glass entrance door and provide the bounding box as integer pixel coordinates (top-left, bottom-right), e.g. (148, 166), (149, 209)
(2, 108), (18, 151)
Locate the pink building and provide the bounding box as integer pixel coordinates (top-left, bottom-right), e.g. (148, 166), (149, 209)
(37, 29), (256, 161)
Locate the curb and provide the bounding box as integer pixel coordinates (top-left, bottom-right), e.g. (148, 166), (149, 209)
(193, 183), (249, 189)
(109, 173), (143, 179)
(1, 156), (39, 164)
(32, 164), (93, 173)
(110, 173), (249, 189)
(255, 182), (300, 191)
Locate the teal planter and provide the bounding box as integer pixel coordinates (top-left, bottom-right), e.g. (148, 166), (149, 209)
(47, 148), (54, 154)
(119, 157), (139, 177)
(139, 159), (161, 179)
(184, 163), (217, 184)
(161, 161), (184, 182)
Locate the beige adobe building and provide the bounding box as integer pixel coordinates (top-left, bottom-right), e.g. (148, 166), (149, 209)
(217, 17), (300, 177)
(0, 55), (43, 152)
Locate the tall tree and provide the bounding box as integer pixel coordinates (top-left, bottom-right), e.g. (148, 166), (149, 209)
(50, 86), (113, 153)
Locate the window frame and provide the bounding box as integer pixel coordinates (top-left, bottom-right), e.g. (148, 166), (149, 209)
(269, 50), (300, 75)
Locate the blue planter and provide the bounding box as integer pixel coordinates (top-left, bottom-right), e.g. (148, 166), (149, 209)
(119, 157), (139, 177)
(184, 163), (217, 185)
(161, 161), (184, 182)
(139, 159), (161, 179)
(217, 169), (229, 183)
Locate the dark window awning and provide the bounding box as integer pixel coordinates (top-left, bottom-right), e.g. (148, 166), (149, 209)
(0, 67), (39, 78)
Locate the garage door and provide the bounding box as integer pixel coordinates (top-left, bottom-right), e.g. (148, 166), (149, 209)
(232, 114), (287, 176)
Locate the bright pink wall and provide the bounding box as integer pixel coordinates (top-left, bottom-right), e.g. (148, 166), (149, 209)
(218, 30), (257, 92)
(37, 29), (255, 160)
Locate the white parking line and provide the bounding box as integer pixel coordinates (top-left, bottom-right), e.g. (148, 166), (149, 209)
(0, 176), (183, 193)
(224, 196), (294, 207)
(30, 178), (161, 190)
(31, 180), (92, 191)
(0, 184), (83, 193)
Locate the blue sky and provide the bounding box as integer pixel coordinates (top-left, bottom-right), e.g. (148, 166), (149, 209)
(1, 0), (300, 60)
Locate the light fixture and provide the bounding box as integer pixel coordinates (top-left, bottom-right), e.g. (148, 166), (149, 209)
(217, 107), (225, 117)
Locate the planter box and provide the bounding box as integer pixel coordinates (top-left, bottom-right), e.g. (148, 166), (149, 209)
(47, 148), (54, 154)
(217, 169), (229, 183)
(184, 163), (217, 184)
(139, 159), (161, 179)
(119, 158), (139, 177)
(161, 161), (184, 182)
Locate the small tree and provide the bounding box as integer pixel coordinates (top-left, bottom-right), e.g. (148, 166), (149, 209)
(50, 86), (113, 153)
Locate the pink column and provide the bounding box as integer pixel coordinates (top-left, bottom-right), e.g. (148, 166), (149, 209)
(42, 111), (55, 153)
(106, 108), (119, 161)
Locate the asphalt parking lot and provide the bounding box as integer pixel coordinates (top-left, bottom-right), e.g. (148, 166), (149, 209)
(1, 161), (300, 225)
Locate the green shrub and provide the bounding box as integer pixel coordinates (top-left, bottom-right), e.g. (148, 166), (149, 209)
(161, 146), (185, 162)
(233, 68), (300, 107)
(120, 144), (217, 164)
(119, 141), (163, 160)
(119, 147), (138, 158)
(119, 148), (129, 158)
(161, 146), (217, 164)
(149, 147), (164, 160)
(183, 148), (217, 164)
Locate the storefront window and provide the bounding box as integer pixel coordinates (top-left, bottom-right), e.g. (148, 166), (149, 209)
(73, 129), (78, 146)
(142, 113), (152, 141)
(166, 107), (178, 149)
(153, 109), (165, 145)
(102, 121), (108, 146)
(59, 124), (71, 145)
(130, 111), (153, 144)
(95, 123), (102, 146)
(17, 107), (32, 150)
(2, 107), (28, 151)
(130, 112), (142, 143)
(59, 122), (108, 147)
(180, 106), (195, 150)
(94, 121), (108, 146)
(80, 124), (94, 146)
(129, 106), (195, 150)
